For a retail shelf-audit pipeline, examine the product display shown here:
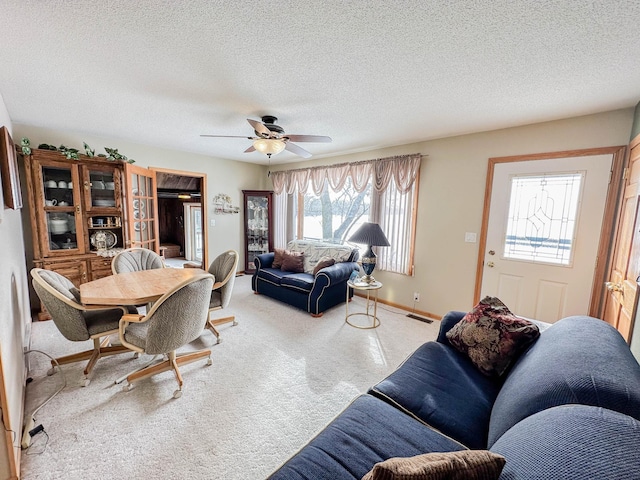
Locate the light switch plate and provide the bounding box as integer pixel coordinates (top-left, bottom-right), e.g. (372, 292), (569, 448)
(465, 232), (477, 243)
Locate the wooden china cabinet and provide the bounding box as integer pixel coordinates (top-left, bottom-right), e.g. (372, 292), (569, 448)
(242, 190), (273, 273)
(23, 148), (160, 319)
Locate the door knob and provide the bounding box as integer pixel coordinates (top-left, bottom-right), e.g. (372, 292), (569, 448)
(605, 282), (623, 293)
(486, 261), (495, 268)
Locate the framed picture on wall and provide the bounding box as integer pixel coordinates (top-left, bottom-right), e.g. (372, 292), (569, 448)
(0, 126), (22, 209)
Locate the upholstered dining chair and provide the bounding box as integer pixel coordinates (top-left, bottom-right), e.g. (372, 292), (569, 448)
(111, 247), (165, 274)
(117, 273), (214, 398)
(206, 250), (239, 344)
(31, 268), (135, 386)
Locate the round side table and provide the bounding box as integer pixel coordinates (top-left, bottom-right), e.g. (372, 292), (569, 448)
(346, 280), (383, 329)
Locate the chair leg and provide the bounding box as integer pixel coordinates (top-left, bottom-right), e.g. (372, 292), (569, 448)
(206, 315), (237, 344)
(209, 315), (237, 328)
(123, 349), (212, 397)
(50, 336), (131, 385)
(206, 321), (222, 344)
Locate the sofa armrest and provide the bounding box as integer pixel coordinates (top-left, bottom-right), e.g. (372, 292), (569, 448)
(436, 311), (466, 345)
(254, 252), (274, 270)
(315, 261), (359, 285)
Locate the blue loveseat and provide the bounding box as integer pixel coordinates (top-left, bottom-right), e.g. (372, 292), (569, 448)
(268, 312), (640, 479)
(252, 240), (359, 316)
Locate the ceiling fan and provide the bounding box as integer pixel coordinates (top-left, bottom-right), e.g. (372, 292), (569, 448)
(201, 115), (331, 159)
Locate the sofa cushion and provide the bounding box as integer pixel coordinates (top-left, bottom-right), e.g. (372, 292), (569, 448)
(280, 273), (315, 293)
(491, 405), (640, 479)
(446, 296), (540, 377)
(362, 450), (506, 480)
(313, 256), (336, 275)
(370, 341), (502, 449)
(287, 239), (356, 274)
(281, 250), (305, 273)
(255, 267), (296, 286)
(487, 315), (640, 447)
(268, 394), (466, 480)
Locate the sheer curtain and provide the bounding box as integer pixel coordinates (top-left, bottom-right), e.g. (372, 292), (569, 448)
(271, 154), (422, 275)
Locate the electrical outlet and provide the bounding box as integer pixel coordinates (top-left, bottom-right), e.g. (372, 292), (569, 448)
(413, 292), (420, 302)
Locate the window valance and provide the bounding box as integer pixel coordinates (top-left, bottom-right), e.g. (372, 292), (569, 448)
(270, 154), (422, 195)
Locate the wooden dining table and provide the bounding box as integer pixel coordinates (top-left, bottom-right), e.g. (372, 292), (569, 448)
(80, 268), (211, 306)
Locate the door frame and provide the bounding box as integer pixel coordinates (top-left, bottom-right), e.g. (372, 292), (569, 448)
(149, 167), (208, 270)
(474, 146), (627, 317)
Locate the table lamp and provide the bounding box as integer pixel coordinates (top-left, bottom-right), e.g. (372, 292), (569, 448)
(348, 222), (390, 284)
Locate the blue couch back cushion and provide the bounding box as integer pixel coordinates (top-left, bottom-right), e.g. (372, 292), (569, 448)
(370, 341), (502, 449)
(268, 394), (465, 480)
(488, 315), (640, 446)
(491, 405), (640, 479)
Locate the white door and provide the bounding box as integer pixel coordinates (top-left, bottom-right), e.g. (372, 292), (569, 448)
(183, 203), (203, 263)
(481, 155), (612, 322)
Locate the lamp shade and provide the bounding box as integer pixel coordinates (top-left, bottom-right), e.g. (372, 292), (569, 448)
(348, 222), (390, 247)
(348, 222), (390, 283)
(253, 138), (286, 157)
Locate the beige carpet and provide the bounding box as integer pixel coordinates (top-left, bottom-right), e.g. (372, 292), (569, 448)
(20, 275), (440, 480)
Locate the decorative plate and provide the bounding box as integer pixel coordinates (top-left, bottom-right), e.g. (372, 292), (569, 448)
(134, 222), (147, 232)
(90, 230), (117, 249)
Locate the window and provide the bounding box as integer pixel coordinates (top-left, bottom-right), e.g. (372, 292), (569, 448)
(271, 154), (421, 276)
(503, 172), (584, 266)
(300, 177), (370, 243)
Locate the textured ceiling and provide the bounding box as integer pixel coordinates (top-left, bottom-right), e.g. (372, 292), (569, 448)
(1, 1), (639, 166)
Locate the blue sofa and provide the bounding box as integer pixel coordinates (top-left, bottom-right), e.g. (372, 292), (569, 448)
(268, 312), (640, 479)
(252, 241), (359, 317)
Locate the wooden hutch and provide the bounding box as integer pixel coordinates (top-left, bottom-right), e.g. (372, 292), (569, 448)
(22, 148), (160, 319)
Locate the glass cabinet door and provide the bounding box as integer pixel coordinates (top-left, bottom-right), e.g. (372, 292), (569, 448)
(124, 163), (160, 252)
(243, 190), (273, 272)
(83, 165), (120, 211)
(40, 164), (83, 255)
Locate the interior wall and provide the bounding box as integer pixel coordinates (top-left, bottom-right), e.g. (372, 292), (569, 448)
(12, 124), (267, 271)
(269, 109), (635, 317)
(0, 93), (29, 479)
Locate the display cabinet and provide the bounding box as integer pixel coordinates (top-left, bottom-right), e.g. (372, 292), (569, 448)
(242, 190), (273, 273)
(23, 148), (128, 318)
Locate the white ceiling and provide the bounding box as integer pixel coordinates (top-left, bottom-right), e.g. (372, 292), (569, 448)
(1, 1), (639, 166)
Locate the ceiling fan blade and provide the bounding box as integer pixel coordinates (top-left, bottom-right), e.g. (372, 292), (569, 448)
(247, 118), (272, 137)
(285, 142), (312, 159)
(285, 134), (332, 143)
(244, 145), (256, 153)
(200, 134), (255, 139)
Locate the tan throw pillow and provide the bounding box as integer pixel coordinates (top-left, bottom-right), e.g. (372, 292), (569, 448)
(446, 296), (540, 377)
(280, 250), (304, 273)
(272, 248), (285, 269)
(362, 450), (506, 480)
(312, 256), (336, 275)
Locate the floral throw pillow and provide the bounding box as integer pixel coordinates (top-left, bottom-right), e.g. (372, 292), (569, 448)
(446, 296), (540, 377)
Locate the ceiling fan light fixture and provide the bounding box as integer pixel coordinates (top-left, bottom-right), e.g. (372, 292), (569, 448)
(253, 138), (285, 158)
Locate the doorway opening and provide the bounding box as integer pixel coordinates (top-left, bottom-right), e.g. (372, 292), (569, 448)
(152, 168), (208, 269)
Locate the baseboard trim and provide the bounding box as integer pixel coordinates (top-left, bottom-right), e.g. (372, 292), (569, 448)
(352, 291), (441, 321)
